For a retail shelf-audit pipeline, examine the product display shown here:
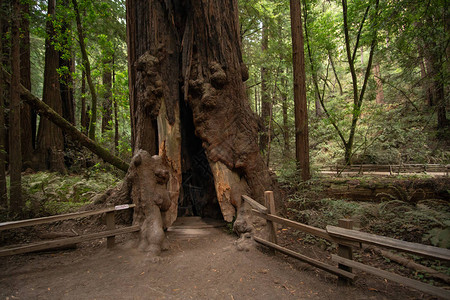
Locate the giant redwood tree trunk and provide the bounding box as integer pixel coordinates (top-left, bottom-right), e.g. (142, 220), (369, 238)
(126, 1), (277, 233)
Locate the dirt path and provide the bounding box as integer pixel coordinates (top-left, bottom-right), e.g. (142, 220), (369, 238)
(0, 218), (417, 300)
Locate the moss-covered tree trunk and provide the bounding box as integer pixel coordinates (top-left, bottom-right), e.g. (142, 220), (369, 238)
(127, 0), (277, 234)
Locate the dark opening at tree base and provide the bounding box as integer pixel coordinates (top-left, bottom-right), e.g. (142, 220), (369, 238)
(178, 98), (223, 220)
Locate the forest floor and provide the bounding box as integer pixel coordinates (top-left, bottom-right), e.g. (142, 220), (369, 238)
(0, 217), (438, 300)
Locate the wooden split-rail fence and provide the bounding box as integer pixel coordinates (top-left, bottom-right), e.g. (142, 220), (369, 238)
(321, 163), (450, 176)
(0, 204), (139, 257)
(244, 191), (450, 299)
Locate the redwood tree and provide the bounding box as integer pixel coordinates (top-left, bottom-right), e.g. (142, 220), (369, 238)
(59, 0), (75, 126)
(0, 0), (7, 208)
(126, 0), (277, 228)
(101, 59), (112, 134)
(19, 1), (34, 166)
(36, 0), (66, 173)
(290, 0), (310, 181)
(259, 19), (270, 155)
(9, 0), (22, 214)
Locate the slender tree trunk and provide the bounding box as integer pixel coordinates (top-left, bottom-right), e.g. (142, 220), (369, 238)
(9, 0), (22, 215)
(80, 70), (88, 134)
(19, 2), (34, 167)
(303, 0), (324, 117)
(290, 0), (310, 180)
(419, 15), (448, 130)
(254, 88), (259, 116)
(328, 50), (343, 95)
(418, 46), (433, 106)
(0, 1), (7, 208)
(373, 63), (384, 104)
(72, 0), (97, 141)
(342, 0), (378, 163)
(60, 0), (75, 126)
(259, 19), (270, 154)
(101, 59), (112, 134)
(424, 52), (435, 106)
(36, 0), (66, 173)
(281, 75), (289, 158)
(113, 61), (119, 152)
(425, 40), (448, 130)
(59, 52), (75, 125)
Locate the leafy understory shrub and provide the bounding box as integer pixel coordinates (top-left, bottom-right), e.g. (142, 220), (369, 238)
(19, 171), (121, 219)
(287, 196), (450, 249)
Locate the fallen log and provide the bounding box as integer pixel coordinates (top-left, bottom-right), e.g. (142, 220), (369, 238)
(2, 67), (129, 172)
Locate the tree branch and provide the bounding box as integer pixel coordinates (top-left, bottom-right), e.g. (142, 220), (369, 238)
(342, 0), (359, 107)
(352, 4), (371, 63)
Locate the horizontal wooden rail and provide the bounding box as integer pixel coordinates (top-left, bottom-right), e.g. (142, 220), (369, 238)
(254, 237), (355, 280)
(332, 255), (450, 299)
(0, 225), (140, 257)
(321, 164), (449, 174)
(0, 204), (135, 231)
(242, 195), (268, 214)
(252, 209), (332, 241)
(327, 225), (450, 261)
(246, 191), (449, 297)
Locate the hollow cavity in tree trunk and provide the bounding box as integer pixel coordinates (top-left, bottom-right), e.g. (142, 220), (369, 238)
(178, 99), (222, 220)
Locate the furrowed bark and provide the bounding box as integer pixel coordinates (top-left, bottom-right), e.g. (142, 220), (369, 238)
(127, 0), (279, 229)
(290, 0), (311, 180)
(0, 1), (7, 208)
(9, 0), (22, 214)
(2, 68), (129, 172)
(19, 1), (34, 165)
(37, 0), (66, 174)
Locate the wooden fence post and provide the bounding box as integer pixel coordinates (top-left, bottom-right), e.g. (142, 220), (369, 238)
(264, 191), (277, 245)
(106, 207), (115, 249)
(337, 218), (353, 285)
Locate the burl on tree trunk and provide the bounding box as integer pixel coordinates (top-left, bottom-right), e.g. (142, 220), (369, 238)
(129, 150), (171, 255)
(104, 150), (173, 256)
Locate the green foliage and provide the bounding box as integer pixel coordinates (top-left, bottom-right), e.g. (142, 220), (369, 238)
(16, 171), (121, 220)
(424, 228), (450, 249)
(376, 184), (425, 203)
(239, 0), (448, 168)
(286, 185), (450, 248)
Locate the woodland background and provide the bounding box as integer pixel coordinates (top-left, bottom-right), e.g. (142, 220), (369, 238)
(0, 0), (448, 225)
